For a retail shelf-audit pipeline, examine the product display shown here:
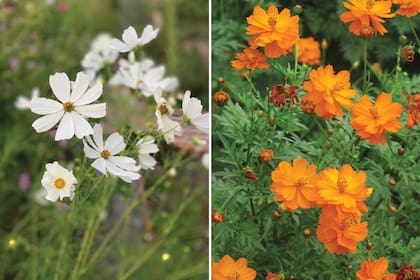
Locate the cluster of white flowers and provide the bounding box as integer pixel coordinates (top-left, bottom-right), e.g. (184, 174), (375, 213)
(19, 24), (208, 203)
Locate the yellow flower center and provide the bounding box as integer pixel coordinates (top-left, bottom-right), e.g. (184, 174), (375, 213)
(295, 177), (308, 188)
(268, 16), (277, 30)
(159, 104), (169, 115)
(54, 178), (65, 189)
(63, 101), (74, 112)
(369, 107), (379, 119)
(101, 149), (111, 159)
(229, 272), (240, 280)
(337, 177), (347, 193)
(137, 79), (143, 85)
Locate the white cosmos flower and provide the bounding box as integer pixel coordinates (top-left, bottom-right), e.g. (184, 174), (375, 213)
(154, 90), (182, 144)
(182, 90), (209, 133)
(82, 33), (119, 72)
(110, 25), (159, 53)
(118, 61), (178, 97)
(136, 136), (159, 170)
(30, 72), (106, 141)
(41, 161), (77, 202)
(15, 88), (40, 110)
(83, 124), (140, 183)
(201, 153), (209, 170)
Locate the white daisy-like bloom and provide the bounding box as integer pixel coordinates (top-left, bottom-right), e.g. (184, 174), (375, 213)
(15, 88), (39, 110)
(108, 52), (144, 86)
(118, 61), (178, 97)
(30, 72), (106, 141)
(83, 124), (141, 183)
(110, 25), (159, 53)
(136, 136), (158, 170)
(41, 161), (77, 202)
(82, 33), (119, 72)
(154, 90), (182, 144)
(182, 90), (209, 133)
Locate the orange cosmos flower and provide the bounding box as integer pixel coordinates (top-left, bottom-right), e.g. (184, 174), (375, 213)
(270, 158), (318, 211)
(231, 48), (269, 70)
(266, 272), (282, 280)
(350, 93), (403, 145)
(212, 255), (257, 280)
(317, 164), (372, 213)
(356, 257), (396, 280)
(340, 0), (395, 37)
(393, 0), (420, 18)
(404, 92), (420, 129)
(246, 6), (299, 58)
(302, 65), (357, 120)
(316, 205), (368, 254)
(212, 209), (225, 224)
(297, 37), (321, 65)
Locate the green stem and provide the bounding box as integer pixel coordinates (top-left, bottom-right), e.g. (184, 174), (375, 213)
(362, 39), (368, 93)
(313, 116), (342, 165)
(408, 18), (420, 47)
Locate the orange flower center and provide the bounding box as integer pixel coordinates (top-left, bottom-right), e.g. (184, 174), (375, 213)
(63, 101), (74, 112)
(229, 272), (240, 280)
(295, 177), (308, 188)
(340, 217), (354, 230)
(54, 178), (65, 189)
(101, 149), (111, 159)
(369, 107), (379, 119)
(268, 16), (277, 30)
(366, 0), (375, 10)
(334, 81), (345, 91)
(337, 177), (347, 193)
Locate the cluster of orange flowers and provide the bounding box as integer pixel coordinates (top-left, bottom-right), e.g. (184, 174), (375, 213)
(231, 5), (321, 71)
(270, 158), (372, 254)
(302, 65), (405, 144)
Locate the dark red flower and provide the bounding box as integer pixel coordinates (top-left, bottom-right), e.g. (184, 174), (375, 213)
(212, 209), (225, 224)
(396, 263), (420, 280)
(400, 46), (415, 63)
(268, 84), (299, 107)
(404, 92), (420, 129)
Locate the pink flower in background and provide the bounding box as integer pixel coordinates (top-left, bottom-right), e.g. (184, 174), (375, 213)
(9, 58), (20, 70)
(58, 2), (68, 12)
(19, 173), (31, 191)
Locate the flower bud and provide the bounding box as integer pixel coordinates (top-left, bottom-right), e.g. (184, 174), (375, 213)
(214, 90), (229, 106)
(400, 45), (415, 63)
(272, 211), (281, 220)
(360, 25), (375, 39)
(303, 228), (312, 237)
(259, 149), (274, 162)
(366, 241), (373, 249)
(217, 77), (224, 84)
(300, 99), (315, 114)
(388, 179), (396, 186)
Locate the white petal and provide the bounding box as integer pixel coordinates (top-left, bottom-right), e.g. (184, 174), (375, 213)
(91, 158), (107, 175)
(92, 123), (104, 151)
(73, 83), (103, 106)
(182, 90), (191, 113)
(45, 189), (60, 202)
(71, 72), (91, 103)
(104, 133), (125, 155)
(55, 112), (75, 141)
(32, 111), (64, 133)
(50, 73), (71, 103)
(139, 25), (159, 46)
(30, 97), (63, 115)
(109, 156), (140, 171)
(144, 66), (165, 83)
(109, 38), (130, 52)
(139, 155), (157, 170)
(75, 103), (106, 118)
(140, 143), (159, 154)
(159, 77), (179, 92)
(83, 140), (100, 159)
(71, 111), (93, 139)
(192, 113), (209, 133)
(122, 26), (138, 48)
(185, 97), (202, 118)
(15, 96), (31, 110)
(106, 158), (140, 182)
